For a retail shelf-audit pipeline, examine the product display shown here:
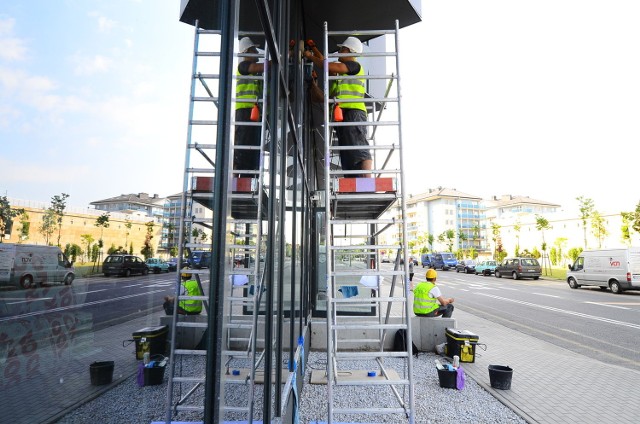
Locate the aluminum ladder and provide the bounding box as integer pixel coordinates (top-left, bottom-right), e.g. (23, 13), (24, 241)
(319, 21), (416, 423)
(164, 23), (269, 424)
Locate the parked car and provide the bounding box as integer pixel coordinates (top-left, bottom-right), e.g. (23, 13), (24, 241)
(146, 258), (170, 274)
(495, 257), (541, 280)
(103, 254), (149, 277)
(166, 257), (179, 272)
(189, 251), (212, 269)
(381, 256), (391, 263)
(455, 259), (477, 274)
(421, 253), (435, 268)
(433, 252), (457, 270)
(475, 260), (498, 276)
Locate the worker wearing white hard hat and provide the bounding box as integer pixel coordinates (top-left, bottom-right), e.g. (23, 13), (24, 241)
(234, 36), (265, 177)
(303, 36), (372, 177)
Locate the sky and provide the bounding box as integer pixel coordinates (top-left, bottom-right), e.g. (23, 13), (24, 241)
(1, 1), (639, 216)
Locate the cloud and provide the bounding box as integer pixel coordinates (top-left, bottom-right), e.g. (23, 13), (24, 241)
(72, 53), (112, 75)
(0, 17), (27, 61)
(87, 11), (117, 33)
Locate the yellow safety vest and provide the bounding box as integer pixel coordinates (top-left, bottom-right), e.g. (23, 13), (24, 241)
(235, 70), (262, 110)
(413, 282), (439, 315)
(333, 63), (366, 112)
(179, 279), (203, 313)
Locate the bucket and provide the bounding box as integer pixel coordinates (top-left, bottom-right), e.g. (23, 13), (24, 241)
(437, 368), (457, 389)
(143, 363), (166, 386)
(89, 361), (114, 386)
(488, 365), (513, 390)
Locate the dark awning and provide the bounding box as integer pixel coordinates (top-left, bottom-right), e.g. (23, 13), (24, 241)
(179, 0), (422, 51)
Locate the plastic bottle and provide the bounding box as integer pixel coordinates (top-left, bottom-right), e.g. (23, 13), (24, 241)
(453, 355), (460, 368)
(333, 103), (343, 122)
(250, 103), (260, 121)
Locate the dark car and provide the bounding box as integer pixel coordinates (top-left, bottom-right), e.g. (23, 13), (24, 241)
(495, 257), (541, 280)
(166, 257), (179, 272)
(189, 251), (212, 269)
(103, 254), (149, 277)
(455, 259), (477, 274)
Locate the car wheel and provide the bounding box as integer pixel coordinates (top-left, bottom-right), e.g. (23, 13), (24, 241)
(533, 276), (539, 280)
(153, 267), (160, 274)
(484, 270), (490, 276)
(64, 274), (74, 285)
(142, 268), (149, 276)
(124, 268), (131, 277)
(20, 275), (34, 289)
(495, 270), (501, 278)
(512, 271), (519, 280)
(456, 268), (459, 273)
(610, 280), (622, 294)
(567, 277), (579, 289)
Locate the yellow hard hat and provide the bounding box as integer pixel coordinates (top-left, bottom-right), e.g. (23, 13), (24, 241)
(426, 269), (437, 280)
(181, 270), (192, 279)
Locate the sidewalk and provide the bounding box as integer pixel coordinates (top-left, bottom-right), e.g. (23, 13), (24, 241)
(0, 312), (163, 424)
(454, 308), (640, 424)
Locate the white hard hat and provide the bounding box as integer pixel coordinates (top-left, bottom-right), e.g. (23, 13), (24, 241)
(239, 37), (259, 53)
(337, 36), (363, 54)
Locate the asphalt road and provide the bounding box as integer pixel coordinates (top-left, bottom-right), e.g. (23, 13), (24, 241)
(408, 267), (640, 372)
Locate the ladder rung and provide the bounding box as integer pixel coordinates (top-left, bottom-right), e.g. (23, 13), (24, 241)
(175, 348), (207, 355)
(176, 321), (208, 328)
(331, 323), (407, 331)
(188, 143), (216, 149)
(172, 376), (205, 383)
(175, 405), (204, 412)
(190, 120), (218, 125)
(335, 351), (408, 359)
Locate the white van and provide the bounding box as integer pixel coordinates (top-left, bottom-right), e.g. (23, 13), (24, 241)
(0, 244), (75, 289)
(567, 247), (640, 294)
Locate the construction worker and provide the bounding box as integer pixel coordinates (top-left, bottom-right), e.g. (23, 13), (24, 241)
(234, 36), (264, 177)
(303, 36), (372, 177)
(163, 270), (203, 315)
(413, 269), (455, 318)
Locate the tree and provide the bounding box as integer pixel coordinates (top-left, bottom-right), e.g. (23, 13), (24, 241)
(568, 247), (583, 263)
(444, 229), (455, 252)
(0, 196), (24, 242)
(513, 221), (521, 254)
(427, 233), (435, 252)
(80, 234), (94, 264)
(64, 243), (83, 263)
(140, 221), (155, 259)
(50, 193), (69, 247)
(535, 215), (551, 274)
(590, 211), (608, 248)
(18, 211), (30, 242)
(553, 237), (568, 266)
(457, 230), (467, 251)
(95, 212), (110, 251)
(621, 202), (640, 241)
(471, 224), (481, 250)
(621, 214), (632, 246)
(576, 196), (594, 249)
(124, 218), (133, 246)
(39, 209), (57, 245)
(491, 223), (501, 259)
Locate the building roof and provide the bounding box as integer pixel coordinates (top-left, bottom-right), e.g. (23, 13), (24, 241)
(90, 193), (165, 207)
(485, 194), (561, 208)
(408, 187), (484, 203)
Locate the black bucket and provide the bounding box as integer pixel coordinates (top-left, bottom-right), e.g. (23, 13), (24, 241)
(488, 365), (513, 390)
(143, 363), (166, 386)
(90, 361), (114, 386)
(437, 368), (457, 389)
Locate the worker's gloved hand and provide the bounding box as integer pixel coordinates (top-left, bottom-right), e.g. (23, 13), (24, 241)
(306, 39), (315, 48)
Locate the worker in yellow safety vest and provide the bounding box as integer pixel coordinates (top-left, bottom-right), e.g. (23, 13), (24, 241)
(413, 269), (455, 318)
(163, 270), (203, 315)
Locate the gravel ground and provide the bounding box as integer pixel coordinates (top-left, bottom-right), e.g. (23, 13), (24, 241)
(57, 351), (526, 424)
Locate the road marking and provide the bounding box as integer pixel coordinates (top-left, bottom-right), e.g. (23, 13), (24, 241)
(584, 301), (630, 310)
(477, 293), (640, 330)
(533, 292), (561, 298)
(122, 284), (143, 288)
(75, 289), (108, 295)
(7, 297), (53, 305)
(147, 283), (173, 288)
(0, 289), (168, 323)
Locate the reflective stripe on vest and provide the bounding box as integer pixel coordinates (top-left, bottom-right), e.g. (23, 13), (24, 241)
(413, 282), (439, 315)
(179, 280), (203, 313)
(334, 63), (366, 112)
(236, 70), (262, 110)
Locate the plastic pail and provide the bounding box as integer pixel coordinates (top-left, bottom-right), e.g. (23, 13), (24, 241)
(90, 361), (114, 386)
(488, 365), (513, 390)
(437, 368), (457, 389)
(143, 364), (166, 386)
